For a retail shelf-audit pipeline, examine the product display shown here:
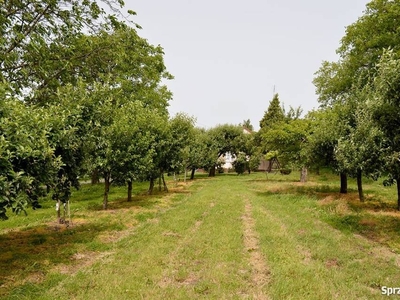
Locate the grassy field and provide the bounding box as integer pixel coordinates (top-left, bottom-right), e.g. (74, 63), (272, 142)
(1, 170), (400, 299)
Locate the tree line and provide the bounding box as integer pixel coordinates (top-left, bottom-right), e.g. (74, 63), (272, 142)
(252, 0), (400, 210)
(3, 0), (400, 220)
(0, 0), (257, 220)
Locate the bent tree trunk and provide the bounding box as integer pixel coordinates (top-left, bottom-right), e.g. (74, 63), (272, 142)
(340, 172), (348, 194)
(127, 180), (133, 202)
(162, 173), (168, 192)
(190, 168), (196, 180)
(300, 167), (308, 183)
(357, 169), (364, 202)
(103, 172), (111, 210)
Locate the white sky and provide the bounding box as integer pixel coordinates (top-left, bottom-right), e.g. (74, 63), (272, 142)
(124, 0), (369, 129)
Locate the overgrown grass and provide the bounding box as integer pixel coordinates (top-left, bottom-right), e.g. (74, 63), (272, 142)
(1, 169), (400, 299)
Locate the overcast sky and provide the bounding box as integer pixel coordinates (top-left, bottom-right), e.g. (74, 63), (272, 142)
(125, 0), (369, 129)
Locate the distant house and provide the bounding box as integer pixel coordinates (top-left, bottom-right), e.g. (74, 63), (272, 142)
(222, 127), (252, 170)
(221, 127), (275, 172)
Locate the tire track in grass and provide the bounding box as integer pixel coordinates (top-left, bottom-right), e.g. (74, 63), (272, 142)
(258, 206), (314, 266)
(242, 198), (270, 299)
(158, 201), (216, 289)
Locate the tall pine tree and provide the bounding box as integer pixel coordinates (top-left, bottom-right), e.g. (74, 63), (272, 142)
(259, 94), (285, 129)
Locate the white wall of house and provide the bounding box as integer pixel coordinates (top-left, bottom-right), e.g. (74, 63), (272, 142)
(222, 128), (251, 170)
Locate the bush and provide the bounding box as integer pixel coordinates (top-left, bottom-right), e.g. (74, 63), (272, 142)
(233, 153), (248, 175)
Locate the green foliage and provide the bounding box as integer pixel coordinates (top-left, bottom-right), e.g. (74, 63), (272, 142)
(232, 153), (248, 175)
(366, 50), (400, 183)
(259, 94), (285, 129)
(240, 119), (254, 131)
(261, 118), (311, 169)
(0, 96), (62, 219)
(0, 0), (128, 100)
(0, 1), (174, 215)
(312, 0), (400, 199)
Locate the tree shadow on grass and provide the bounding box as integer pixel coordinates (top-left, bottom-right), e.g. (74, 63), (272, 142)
(0, 221), (118, 296)
(252, 180), (400, 251)
(86, 186), (193, 211)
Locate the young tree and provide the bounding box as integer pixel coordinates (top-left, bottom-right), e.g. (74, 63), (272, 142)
(261, 118), (311, 182)
(149, 113), (195, 193)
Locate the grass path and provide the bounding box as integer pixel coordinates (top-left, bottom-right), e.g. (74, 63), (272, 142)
(3, 173), (400, 299)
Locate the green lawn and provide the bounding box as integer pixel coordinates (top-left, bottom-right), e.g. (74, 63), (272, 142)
(1, 171), (400, 299)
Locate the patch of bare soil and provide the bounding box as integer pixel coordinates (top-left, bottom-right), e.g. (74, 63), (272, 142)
(242, 199), (270, 300)
(291, 182), (319, 187)
(53, 251), (115, 275)
(318, 196), (336, 205)
(325, 258), (340, 268)
(296, 245), (312, 265)
(368, 211), (400, 218)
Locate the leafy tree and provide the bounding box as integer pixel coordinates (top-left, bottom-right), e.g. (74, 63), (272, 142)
(314, 0), (400, 108)
(261, 118), (311, 182)
(186, 128), (215, 179)
(206, 124), (245, 176)
(366, 50), (400, 210)
(0, 0), (131, 100)
(0, 1), (174, 216)
(149, 113), (195, 193)
(313, 0), (400, 195)
(0, 90), (61, 219)
(328, 81), (386, 202)
(303, 107), (351, 192)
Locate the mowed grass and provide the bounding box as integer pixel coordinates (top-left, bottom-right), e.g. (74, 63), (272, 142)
(1, 170), (400, 299)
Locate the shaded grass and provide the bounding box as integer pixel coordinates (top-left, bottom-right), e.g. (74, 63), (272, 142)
(250, 169), (400, 253)
(250, 191), (400, 299)
(0, 178), (198, 298)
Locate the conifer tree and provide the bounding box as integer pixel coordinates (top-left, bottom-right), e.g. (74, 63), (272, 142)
(259, 94), (285, 129)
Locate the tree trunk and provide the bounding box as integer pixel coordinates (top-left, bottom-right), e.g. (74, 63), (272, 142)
(158, 171), (162, 191)
(315, 167), (320, 175)
(357, 169), (364, 202)
(397, 177), (400, 211)
(148, 177), (155, 195)
(162, 173), (168, 192)
(340, 172), (348, 194)
(190, 168), (196, 180)
(209, 165), (216, 177)
(91, 169), (100, 185)
(56, 199), (61, 224)
(127, 180), (133, 202)
(300, 167), (308, 182)
(103, 173), (111, 210)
